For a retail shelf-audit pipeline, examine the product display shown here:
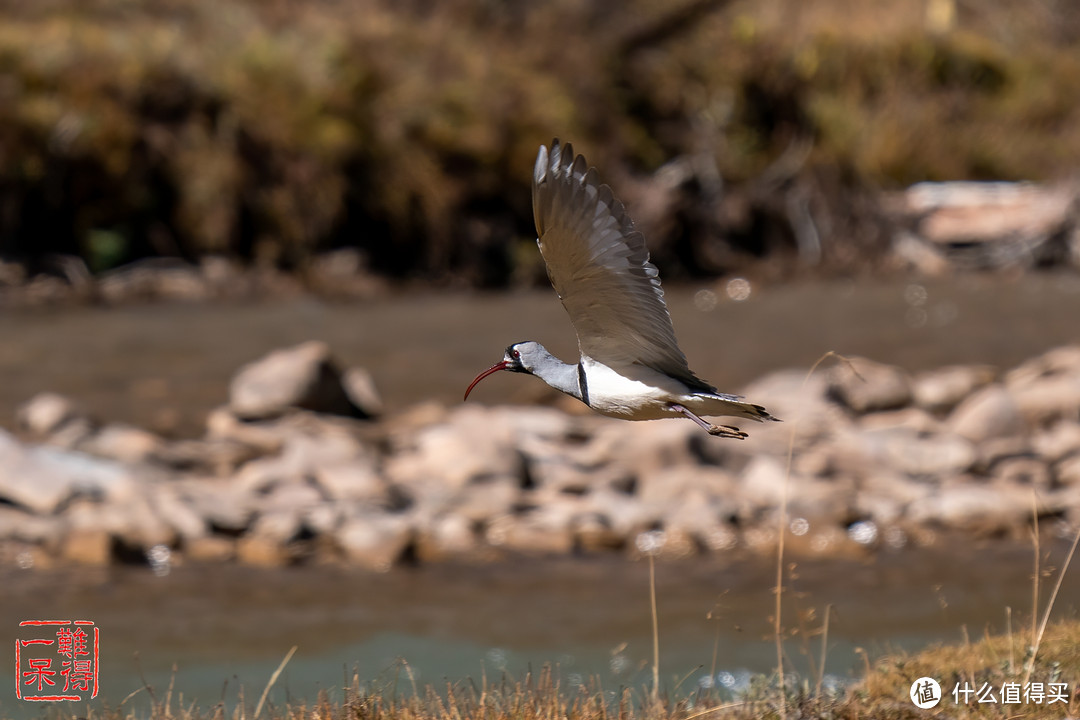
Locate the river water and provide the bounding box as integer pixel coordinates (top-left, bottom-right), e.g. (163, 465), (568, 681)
(2, 273), (1080, 435)
(2, 543), (1079, 718)
(2, 273), (1080, 714)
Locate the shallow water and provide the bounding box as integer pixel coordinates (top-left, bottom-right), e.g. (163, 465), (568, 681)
(2, 542), (1079, 717)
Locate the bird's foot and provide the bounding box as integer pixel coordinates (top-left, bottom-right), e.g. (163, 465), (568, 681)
(707, 424), (748, 440)
(669, 403), (748, 440)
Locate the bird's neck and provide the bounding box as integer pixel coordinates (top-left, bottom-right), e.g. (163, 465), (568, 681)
(530, 350), (584, 402)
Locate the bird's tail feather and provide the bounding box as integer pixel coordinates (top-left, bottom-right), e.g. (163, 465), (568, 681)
(699, 395), (781, 423)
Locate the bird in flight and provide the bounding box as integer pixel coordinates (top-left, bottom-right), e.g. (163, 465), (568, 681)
(464, 140), (779, 438)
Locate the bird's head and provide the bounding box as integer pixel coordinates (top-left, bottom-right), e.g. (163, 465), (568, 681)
(463, 341), (539, 400)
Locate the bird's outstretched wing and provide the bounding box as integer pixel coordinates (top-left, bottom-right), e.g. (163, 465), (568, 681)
(532, 139), (714, 393)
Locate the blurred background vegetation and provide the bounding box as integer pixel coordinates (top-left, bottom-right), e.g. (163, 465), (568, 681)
(1, 0), (1079, 288)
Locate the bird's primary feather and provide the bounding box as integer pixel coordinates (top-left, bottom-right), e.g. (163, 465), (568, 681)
(532, 139), (717, 394)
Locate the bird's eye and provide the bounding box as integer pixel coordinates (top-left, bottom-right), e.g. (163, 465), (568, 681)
(512, 349), (520, 359)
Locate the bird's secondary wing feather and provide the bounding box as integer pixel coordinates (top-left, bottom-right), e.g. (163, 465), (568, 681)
(532, 140), (714, 392)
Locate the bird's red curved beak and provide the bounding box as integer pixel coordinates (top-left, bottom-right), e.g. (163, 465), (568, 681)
(463, 360), (510, 401)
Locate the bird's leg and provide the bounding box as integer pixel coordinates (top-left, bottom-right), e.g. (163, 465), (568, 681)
(668, 404), (748, 439)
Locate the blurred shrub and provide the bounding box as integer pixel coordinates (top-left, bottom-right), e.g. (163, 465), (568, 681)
(0, 0), (1078, 283)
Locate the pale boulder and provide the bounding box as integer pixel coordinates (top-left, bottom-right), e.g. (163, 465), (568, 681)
(336, 514), (413, 571)
(949, 385), (1025, 442)
(912, 365), (996, 413)
(828, 357), (913, 414)
(229, 341), (356, 419)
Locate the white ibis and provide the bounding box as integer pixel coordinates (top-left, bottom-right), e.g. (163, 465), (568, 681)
(464, 140), (779, 438)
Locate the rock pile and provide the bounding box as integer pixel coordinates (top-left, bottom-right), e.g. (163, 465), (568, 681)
(0, 251), (386, 309)
(2, 342), (1079, 572)
(888, 181), (1080, 273)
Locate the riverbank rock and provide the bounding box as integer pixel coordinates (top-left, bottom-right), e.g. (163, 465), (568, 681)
(336, 514), (414, 571)
(236, 534), (293, 568)
(186, 536), (236, 563)
(60, 529), (112, 566)
(384, 405), (528, 495)
(342, 367), (384, 418)
(415, 513), (485, 562)
(1005, 346), (1080, 424)
(6, 343), (1080, 571)
(949, 385), (1024, 442)
(828, 357), (913, 414)
(229, 342), (364, 419)
(17, 393), (90, 437)
(78, 424), (168, 464)
(887, 181), (1080, 271)
(913, 365), (996, 413)
(486, 508), (575, 555)
(907, 480), (1034, 534)
(0, 430), (138, 514)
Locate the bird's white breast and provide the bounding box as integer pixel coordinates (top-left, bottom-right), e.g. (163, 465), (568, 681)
(579, 356), (689, 420)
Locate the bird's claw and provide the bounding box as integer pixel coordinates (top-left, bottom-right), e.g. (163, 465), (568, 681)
(707, 424), (747, 440)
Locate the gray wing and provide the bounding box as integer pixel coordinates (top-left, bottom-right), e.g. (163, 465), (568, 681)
(531, 139), (715, 393)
